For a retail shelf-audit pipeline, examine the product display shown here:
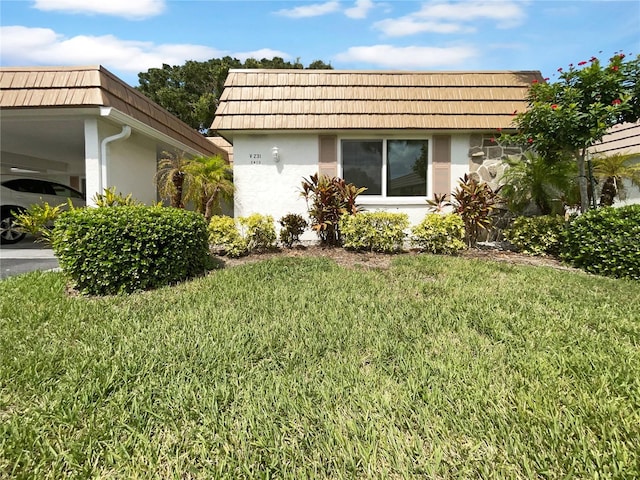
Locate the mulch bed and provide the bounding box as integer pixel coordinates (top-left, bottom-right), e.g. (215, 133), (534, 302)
(215, 245), (579, 272)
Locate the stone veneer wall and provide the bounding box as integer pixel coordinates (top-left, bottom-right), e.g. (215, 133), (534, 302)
(468, 134), (523, 190)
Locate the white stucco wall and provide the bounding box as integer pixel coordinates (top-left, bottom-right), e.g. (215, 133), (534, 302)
(84, 119), (157, 206)
(233, 133), (319, 223)
(108, 131), (157, 205)
(233, 132), (476, 236)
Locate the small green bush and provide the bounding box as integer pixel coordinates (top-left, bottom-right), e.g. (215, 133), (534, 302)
(504, 215), (566, 256)
(411, 213), (466, 255)
(52, 206), (211, 295)
(340, 211), (409, 253)
(279, 213), (308, 248)
(92, 186), (141, 207)
(561, 205), (640, 280)
(208, 215), (248, 257)
(13, 202), (66, 244)
(239, 213), (277, 252)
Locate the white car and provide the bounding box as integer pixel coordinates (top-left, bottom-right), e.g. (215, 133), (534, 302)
(0, 175), (86, 244)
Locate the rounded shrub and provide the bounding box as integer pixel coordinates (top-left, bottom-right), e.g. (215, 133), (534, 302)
(52, 206), (211, 295)
(504, 215), (566, 256)
(279, 213), (308, 248)
(561, 205), (640, 280)
(340, 211), (409, 253)
(411, 213), (465, 255)
(208, 215), (248, 257)
(238, 213), (277, 252)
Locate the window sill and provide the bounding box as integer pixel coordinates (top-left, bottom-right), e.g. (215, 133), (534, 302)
(357, 197), (428, 207)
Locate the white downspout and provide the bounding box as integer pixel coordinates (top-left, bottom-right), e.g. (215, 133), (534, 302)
(99, 125), (132, 192)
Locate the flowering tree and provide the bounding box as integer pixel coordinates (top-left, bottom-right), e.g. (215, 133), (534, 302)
(508, 53), (639, 212)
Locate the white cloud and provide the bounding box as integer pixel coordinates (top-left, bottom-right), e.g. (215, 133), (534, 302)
(375, 1), (526, 37)
(33, 0), (166, 19)
(0, 25), (295, 78)
(0, 26), (223, 72)
(233, 49), (292, 61)
(375, 18), (467, 36)
(414, 1), (526, 27)
(334, 44), (477, 69)
(345, 0), (375, 19)
(275, 1), (340, 18)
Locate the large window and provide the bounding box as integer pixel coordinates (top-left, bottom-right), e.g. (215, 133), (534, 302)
(341, 139), (428, 197)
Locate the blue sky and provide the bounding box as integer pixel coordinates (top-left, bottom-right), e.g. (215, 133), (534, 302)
(1, 0), (639, 86)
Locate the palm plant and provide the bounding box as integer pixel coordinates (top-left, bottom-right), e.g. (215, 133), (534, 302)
(155, 151), (194, 208)
(592, 153), (640, 206)
(500, 151), (577, 215)
(184, 155), (234, 222)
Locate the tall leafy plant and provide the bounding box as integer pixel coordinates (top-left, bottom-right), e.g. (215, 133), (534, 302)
(592, 152), (640, 206)
(506, 52), (639, 212)
(300, 173), (366, 246)
(184, 155), (234, 222)
(500, 151), (578, 215)
(449, 174), (501, 247)
(154, 151), (193, 208)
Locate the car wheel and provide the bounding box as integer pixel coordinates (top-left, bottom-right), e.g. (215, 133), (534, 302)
(0, 212), (26, 244)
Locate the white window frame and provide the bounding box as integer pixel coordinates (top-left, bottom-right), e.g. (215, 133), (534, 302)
(338, 135), (433, 205)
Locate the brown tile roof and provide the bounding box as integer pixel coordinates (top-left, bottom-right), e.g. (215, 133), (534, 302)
(207, 136), (234, 164)
(211, 69), (542, 135)
(0, 65), (228, 161)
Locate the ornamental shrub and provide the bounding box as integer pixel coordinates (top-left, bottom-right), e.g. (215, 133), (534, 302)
(339, 211), (409, 253)
(238, 213), (277, 252)
(449, 174), (501, 247)
(279, 213), (307, 248)
(92, 186), (141, 207)
(208, 215), (248, 257)
(504, 215), (567, 256)
(300, 173), (366, 246)
(561, 205), (640, 280)
(13, 201), (67, 245)
(411, 213), (466, 255)
(52, 206), (211, 295)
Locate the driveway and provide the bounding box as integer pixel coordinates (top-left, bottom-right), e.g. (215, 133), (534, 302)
(0, 236), (59, 280)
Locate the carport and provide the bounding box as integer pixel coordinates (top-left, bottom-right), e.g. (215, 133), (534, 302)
(0, 65), (229, 204)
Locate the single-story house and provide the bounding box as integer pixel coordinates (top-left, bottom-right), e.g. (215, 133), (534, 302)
(0, 65), (229, 205)
(211, 69), (542, 230)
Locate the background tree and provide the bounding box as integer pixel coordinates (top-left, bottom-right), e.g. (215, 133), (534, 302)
(507, 53), (639, 212)
(137, 56), (332, 132)
(593, 152), (640, 206)
(184, 155), (234, 222)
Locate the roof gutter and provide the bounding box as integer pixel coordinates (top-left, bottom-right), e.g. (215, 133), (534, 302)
(100, 124), (131, 192)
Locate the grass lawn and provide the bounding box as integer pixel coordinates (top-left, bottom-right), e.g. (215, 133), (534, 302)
(1, 254), (639, 479)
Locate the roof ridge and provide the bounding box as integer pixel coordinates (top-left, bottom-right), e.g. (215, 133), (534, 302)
(227, 69), (543, 75)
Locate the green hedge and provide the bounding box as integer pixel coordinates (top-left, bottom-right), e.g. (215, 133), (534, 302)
(340, 212), (409, 253)
(52, 206), (211, 295)
(561, 205), (640, 280)
(504, 215), (566, 256)
(411, 213), (466, 255)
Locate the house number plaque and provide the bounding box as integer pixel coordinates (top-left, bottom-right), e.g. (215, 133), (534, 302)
(249, 153), (262, 164)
